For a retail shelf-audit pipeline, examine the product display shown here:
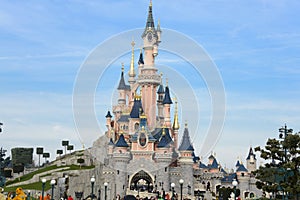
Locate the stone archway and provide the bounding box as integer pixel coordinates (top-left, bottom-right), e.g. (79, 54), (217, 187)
(129, 170), (154, 193)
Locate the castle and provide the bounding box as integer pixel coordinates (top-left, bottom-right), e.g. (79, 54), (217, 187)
(68, 2), (263, 199)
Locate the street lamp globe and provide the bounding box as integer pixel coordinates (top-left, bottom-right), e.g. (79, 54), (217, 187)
(42, 178), (47, 183)
(104, 182), (108, 186)
(171, 183), (175, 188)
(232, 179), (238, 186)
(50, 179), (56, 185)
(179, 179), (184, 184)
(91, 176), (95, 183)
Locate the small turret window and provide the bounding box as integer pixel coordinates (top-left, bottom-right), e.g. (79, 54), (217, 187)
(135, 123), (139, 131)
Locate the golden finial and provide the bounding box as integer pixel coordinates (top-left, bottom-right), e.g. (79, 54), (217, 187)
(150, 0), (152, 7)
(162, 127), (166, 136)
(129, 39), (136, 77)
(166, 77), (168, 86)
(185, 120), (188, 128)
(172, 99), (180, 130)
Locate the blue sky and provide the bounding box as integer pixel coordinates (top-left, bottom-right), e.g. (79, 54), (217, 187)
(1, 0), (300, 169)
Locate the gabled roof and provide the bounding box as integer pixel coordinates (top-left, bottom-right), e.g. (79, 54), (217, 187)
(118, 115), (130, 123)
(117, 71), (130, 90)
(237, 164), (248, 172)
(209, 158), (219, 169)
(115, 134), (129, 147)
(105, 111), (112, 118)
(162, 86), (173, 104)
(178, 127), (194, 151)
(130, 98), (143, 118)
(221, 168), (227, 174)
(157, 128), (173, 148)
(208, 154), (215, 160)
(246, 147), (256, 160)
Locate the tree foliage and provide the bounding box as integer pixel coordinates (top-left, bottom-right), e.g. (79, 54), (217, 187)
(254, 132), (300, 200)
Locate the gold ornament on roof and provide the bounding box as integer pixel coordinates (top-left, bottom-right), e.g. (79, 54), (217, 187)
(129, 39), (136, 77)
(172, 99), (180, 130)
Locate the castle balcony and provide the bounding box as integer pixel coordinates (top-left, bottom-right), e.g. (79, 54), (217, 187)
(137, 74), (161, 85)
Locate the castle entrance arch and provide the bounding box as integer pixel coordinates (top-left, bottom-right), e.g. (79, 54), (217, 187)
(129, 170), (154, 193)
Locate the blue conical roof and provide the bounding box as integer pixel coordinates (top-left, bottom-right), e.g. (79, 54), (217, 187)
(237, 164), (248, 172)
(246, 147), (256, 160)
(115, 134), (129, 147)
(162, 86), (172, 104)
(235, 160), (240, 167)
(130, 98), (143, 118)
(178, 127), (194, 151)
(117, 71), (130, 90)
(105, 111), (112, 118)
(157, 84), (164, 94)
(138, 52), (144, 65)
(157, 128), (173, 148)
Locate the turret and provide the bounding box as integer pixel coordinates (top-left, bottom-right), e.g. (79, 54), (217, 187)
(178, 123), (194, 195)
(157, 74), (164, 120)
(178, 123), (194, 159)
(113, 134), (130, 197)
(108, 138), (114, 155)
(105, 110), (112, 134)
(105, 111), (112, 130)
(163, 83), (173, 128)
(117, 64), (130, 105)
(246, 147), (257, 173)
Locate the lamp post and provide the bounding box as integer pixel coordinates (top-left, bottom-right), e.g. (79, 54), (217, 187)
(179, 179), (184, 200)
(50, 179), (56, 200)
(104, 182), (108, 200)
(91, 176), (95, 200)
(279, 124), (293, 200)
(171, 183), (175, 200)
(27, 190), (31, 200)
(41, 178), (47, 200)
(98, 189), (101, 200)
(232, 179), (238, 200)
(279, 124), (293, 163)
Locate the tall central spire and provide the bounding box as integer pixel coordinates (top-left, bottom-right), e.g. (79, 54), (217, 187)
(146, 0), (155, 30)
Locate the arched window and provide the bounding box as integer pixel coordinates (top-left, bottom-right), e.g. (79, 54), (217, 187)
(135, 123), (139, 131)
